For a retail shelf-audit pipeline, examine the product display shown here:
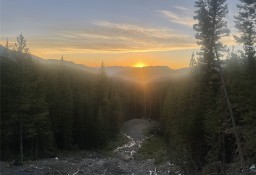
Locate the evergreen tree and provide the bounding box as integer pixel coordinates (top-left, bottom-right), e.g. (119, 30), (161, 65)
(13, 33), (30, 59)
(194, 0), (229, 73)
(4, 39), (10, 58)
(192, 0), (246, 170)
(234, 0), (256, 68)
(15, 33), (31, 164)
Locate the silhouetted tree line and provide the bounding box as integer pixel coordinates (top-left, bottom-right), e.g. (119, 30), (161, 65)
(160, 0), (256, 174)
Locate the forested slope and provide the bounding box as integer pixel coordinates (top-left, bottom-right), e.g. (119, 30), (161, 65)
(0, 52), (154, 161)
(160, 0), (256, 174)
(0, 41), (172, 161)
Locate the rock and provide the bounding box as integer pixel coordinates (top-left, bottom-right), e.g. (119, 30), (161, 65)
(250, 164), (256, 172)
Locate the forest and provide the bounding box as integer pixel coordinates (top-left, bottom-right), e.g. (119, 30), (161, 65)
(0, 0), (256, 174)
(0, 40), (165, 160)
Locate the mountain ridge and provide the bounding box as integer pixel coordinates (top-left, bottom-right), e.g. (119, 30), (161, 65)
(0, 44), (189, 83)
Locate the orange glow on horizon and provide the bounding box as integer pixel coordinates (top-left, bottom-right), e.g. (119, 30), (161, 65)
(133, 62), (148, 68)
(0, 41), (193, 69)
(31, 52), (190, 69)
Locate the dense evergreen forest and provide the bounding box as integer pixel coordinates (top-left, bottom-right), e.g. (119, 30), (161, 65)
(161, 0), (256, 173)
(0, 0), (255, 174)
(0, 35), (165, 162)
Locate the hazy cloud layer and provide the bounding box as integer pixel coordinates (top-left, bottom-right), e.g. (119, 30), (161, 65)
(26, 21), (197, 54)
(158, 9), (195, 27)
(173, 6), (190, 12)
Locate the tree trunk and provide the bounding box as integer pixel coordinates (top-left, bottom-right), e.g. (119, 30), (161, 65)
(222, 134), (226, 174)
(20, 115), (23, 164)
(31, 136), (34, 160)
(149, 96), (152, 118)
(43, 135), (46, 155)
(214, 47), (244, 168)
(219, 69), (244, 167)
(36, 134), (38, 160)
(7, 137), (9, 160)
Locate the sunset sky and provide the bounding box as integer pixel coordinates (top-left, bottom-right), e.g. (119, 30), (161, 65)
(0, 0), (239, 68)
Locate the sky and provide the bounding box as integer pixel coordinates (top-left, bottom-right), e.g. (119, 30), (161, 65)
(0, 0), (239, 68)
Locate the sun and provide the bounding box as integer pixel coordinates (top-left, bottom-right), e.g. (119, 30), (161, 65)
(133, 62), (147, 68)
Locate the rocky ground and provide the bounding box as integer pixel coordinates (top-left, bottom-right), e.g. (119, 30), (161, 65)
(0, 119), (183, 175)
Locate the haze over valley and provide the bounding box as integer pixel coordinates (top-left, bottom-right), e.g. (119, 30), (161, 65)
(1, 0), (256, 174)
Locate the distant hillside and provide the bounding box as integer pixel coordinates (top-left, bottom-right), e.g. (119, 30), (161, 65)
(0, 45), (5, 54)
(97, 66), (131, 75)
(0, 44), (189, 83)
(0, 44), (45, 62)
(45, 59), (98, 73)
(111, 66), (189, 83)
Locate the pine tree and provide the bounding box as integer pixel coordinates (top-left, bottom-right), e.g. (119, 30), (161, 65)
(194, 0), (230, 73)
(15, 33), (31, 164)
(231, 2), (256, 159)
(4, 39), (10, 58)
(13, 33), (30, 59)
(194, 0), (247, 169)
(234, 0), (256, 67)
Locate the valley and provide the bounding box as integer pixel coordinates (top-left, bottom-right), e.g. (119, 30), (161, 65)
(0, 119), (181, 175)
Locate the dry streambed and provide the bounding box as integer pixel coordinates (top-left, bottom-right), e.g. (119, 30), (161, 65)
(0, 119), (182, 175)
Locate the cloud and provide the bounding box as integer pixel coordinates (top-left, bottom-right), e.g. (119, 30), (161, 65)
(93, 21), (174, 38)
(62, 21), (196, 52)
(158, 10), (195, 27)
(173, 5), (190, 12)
(5, 21), (197, 55)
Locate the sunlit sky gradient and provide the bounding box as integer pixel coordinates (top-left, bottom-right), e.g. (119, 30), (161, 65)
(0, 0), (239, 68)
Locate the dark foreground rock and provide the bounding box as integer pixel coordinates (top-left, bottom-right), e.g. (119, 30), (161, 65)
(1, 155), (181, 175)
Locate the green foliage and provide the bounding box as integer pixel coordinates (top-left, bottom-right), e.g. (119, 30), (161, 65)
(225, 53), (256, 159)
(136, 136), (168, 164)
(0, 39), (156, 160)
(100, 133), (129, 155)
(160, 48), (256, 172)
(234, 0), (256, 66)
(161, 77), (209, 171)
(194, 0), (229, 69)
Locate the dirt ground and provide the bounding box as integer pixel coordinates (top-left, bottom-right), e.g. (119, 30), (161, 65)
(0, 119), (182, 175)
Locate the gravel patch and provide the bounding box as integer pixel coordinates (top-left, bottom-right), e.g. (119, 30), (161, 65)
(0, 119), (182, 175)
